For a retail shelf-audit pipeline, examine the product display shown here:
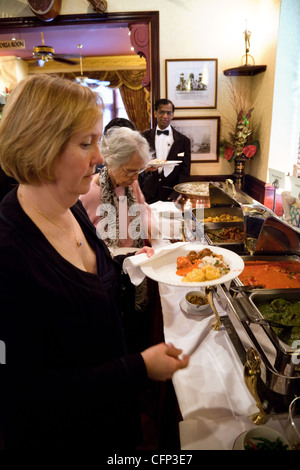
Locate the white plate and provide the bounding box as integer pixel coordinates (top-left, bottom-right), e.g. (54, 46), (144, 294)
(179, 298), (212, 317)
(140, 243), (245, 287)
(148, 160), (182, 167)
(232, 431), (248, 450)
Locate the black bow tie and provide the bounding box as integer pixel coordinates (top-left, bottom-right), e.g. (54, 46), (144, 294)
(157, 129), (169, 136)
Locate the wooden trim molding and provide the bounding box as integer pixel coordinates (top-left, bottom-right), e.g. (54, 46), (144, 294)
(244, 174), (267, 204)
(27, 55), (146, 74)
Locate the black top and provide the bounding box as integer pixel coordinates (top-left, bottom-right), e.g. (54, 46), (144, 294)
(0, 187), (147, 449)
(140, 126), (191, 203)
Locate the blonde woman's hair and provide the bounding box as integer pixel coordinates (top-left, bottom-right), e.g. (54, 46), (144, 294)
(0, 74), (103, 184)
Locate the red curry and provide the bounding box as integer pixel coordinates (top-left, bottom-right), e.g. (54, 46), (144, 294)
(239, 260), (300, 289)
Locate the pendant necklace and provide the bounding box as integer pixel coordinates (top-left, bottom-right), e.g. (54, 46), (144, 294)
(19, 191), (83, 247)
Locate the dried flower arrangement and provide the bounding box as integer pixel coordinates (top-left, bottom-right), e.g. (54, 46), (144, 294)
(220, 80), (259, 162)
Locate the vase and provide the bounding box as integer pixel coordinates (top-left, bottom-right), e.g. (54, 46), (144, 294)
(234, 156), (247, 190)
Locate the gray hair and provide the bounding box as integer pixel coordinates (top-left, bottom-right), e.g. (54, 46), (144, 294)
(99, 126), (151, 169)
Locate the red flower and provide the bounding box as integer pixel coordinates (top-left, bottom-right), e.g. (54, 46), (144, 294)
(243, 144), (257, 158)
(224, 147), (234, 161)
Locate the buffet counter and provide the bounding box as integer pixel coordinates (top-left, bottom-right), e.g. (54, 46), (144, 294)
(124, 182), (300, 450)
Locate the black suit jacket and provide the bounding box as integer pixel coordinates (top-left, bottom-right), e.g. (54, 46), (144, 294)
(140, 126), (191, 203)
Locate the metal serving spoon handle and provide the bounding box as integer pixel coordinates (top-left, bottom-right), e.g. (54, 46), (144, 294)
(253, 318), (298, 329)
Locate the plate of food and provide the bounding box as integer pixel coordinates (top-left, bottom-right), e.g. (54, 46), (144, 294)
(140, 243), (244, 287)
(148, 159), (182, 167)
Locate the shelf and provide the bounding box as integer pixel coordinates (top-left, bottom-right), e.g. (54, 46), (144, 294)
(223, 65), (267, 76)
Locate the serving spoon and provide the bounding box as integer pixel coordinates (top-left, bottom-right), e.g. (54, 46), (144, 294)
(252, 318), (300, 329)
(230, 285), (265, 293)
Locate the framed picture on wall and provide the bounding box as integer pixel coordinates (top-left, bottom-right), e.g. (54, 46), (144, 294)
(165, 59), (218, 109)
(172, 116), (220, 162)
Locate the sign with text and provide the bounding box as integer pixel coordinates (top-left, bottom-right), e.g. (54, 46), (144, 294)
(290, 175), (300, 198)
(0, 39), (25, 50)
(268, 168), (286, 189)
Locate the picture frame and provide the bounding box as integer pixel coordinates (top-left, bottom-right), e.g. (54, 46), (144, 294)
(165, 59), (218, 109)
(172, 116), (220, 162)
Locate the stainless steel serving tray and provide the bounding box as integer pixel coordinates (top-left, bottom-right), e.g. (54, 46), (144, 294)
(193, 207), (246, 249)
(204, 221), (245, 246)
(193, 206), (244, 222)
(218, 282), (300, 402)
(248, 289), (300, 354)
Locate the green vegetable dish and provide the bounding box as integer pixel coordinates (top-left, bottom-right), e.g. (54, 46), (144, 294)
(245, 436), (289, 451)
(256, 298), (300, 346)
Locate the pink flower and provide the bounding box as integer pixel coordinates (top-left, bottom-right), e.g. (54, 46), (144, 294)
(243, 145), (257, 158)
(224, 147), (235, 161)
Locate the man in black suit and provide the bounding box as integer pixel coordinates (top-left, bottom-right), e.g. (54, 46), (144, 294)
(139, 99), (191, 203)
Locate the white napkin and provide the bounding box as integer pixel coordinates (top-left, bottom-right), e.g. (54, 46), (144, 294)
(149, 201), (182, 218)
(122, 241), (188, 285)
(163, 164), (177, 177)
(158, 282), (258, 423)
(179, 415), (289, 450)
(179, 416), (253, 450)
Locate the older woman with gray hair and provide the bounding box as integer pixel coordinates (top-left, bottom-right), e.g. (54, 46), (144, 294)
(81, 125), (158, 249)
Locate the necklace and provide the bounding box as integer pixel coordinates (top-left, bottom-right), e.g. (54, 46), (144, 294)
(19, 191), (83, 247)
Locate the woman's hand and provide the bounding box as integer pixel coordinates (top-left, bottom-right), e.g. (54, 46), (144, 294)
(145, 166), (158, 173)
(135, 246), (155, 257)
(141, 342), (189, 381)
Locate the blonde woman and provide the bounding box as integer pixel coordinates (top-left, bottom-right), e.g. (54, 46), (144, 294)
(0, 74), (189, 449)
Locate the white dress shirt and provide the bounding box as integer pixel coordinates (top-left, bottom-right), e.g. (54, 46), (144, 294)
(155, 125), (173, 160)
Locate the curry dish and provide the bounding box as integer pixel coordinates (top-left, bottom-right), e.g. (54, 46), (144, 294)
(206, 227), (244, 243)
(239, 260), (300, 289)
(204, 214), (243, 223)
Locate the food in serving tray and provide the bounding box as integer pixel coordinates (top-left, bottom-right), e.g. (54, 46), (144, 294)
(177, 183), (209, 196)
(176, 248), (230, 282)
(255, 298), (300, 346)
(206, 227), (244, 243)
(239, 260), (300, 289)
(204, 214), (243, 223)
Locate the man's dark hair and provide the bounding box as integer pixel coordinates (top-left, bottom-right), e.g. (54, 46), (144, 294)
(104, 117), (137, 134)
(154, 99), (175, 113)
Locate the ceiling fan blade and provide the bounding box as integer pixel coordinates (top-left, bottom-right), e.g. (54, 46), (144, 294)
(54, 53), (81, 59)
(75, 76), (110, 89)
(84, 78), (102, 85)
(53, 57), (78, 65)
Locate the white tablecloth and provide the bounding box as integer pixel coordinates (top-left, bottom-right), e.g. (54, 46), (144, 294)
(158, 282), (261, 450)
